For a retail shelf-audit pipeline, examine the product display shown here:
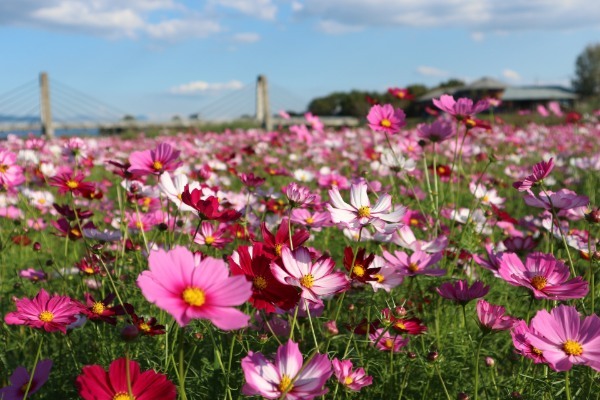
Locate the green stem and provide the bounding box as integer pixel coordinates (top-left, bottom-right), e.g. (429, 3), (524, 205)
(23, 336), (43, 400)
(565, 370), (572, 400)
(434, 363), (452, 400)
(178, 329), (188, 400)
(304, 299), (320, 351)
(474, 335), (485, 400)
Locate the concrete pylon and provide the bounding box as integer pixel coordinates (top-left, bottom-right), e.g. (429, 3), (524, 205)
(256, 75), (273, 131)
(39, 72), (54, 137)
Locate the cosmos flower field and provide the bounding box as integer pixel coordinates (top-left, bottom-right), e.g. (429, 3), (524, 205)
(1, 96), (599, 399)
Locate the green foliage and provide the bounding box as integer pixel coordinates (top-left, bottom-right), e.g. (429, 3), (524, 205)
(572, 43), (600, 98)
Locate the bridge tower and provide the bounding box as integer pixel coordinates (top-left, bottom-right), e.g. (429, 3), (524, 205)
(255, 75), (273, 131)
(39, 72), (54, 137)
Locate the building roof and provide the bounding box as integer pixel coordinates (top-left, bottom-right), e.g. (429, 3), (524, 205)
(465, 77), (508, 90)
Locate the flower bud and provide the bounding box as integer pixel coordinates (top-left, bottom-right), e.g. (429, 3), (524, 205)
(457, 393), (470, 400)
(33, 242), (42, 252)
(120, 324), (139, 342)
(427, 351), (439, 362)
(485, 357), (495, 367)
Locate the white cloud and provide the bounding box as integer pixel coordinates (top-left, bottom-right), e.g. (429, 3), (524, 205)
(170, 80), (245, 94)
(209, 0), (277, 20)
(502, 69), (521, 81)
(294, 0), (600, 33)
(317, 19), (364, 34)
(470, 31), (484, 42)
(416, 66), (450, 78)
(145, 19), (221, 39)
(232, 32), (261, 43)
(291, 1), (304, 12)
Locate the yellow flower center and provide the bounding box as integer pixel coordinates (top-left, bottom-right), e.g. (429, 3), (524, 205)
(152, 160), (163, 171)
(142, 197), (151, 207)
(275, 243), (284, 257)
(182, 287), (206, 307)
(357, 206), (371, 218)
(113, 393), (134, 400)
(139, 322), (151, 332)
(344, 376), (354, 385)
(84, 267), (95, 275)
(482, 195), (490, 203)
(530, 276), (547, 290)
(299, 274), (314, 289)
(374, 273), (385, 283)
(70, 228), (82, 237)
(91, 302), (105, 315)
(407, 262), (419, 273)
(384, 338), (394, 349)
(532, 347), (543, 356)
(396, 92), (405, 99)
(39, 310), (54, 322)
(305, 217), (314, 224)
(437, 166), (446, 174)
(253, 276), (268, 290)
(38, 198), (46, 205)
(352, 264), (365, 277)
(465, 118), (476, 129)
(66, 180), (79, 189)
(380, 119), (392, 128)
(135, 221), (144, 229)
(205, 236), (215, 245)
(395, 321), (406, 331)
(562, 340), (583, 356)
(0, 164), (7, 173)
(279, 374), (293, 393)
(409, 218), (419, 226)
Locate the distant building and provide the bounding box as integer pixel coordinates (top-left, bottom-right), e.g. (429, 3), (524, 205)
(418, 77), (577, 111)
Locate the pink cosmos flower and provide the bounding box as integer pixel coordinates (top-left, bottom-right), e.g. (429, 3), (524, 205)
(366, 104), (406, 134)
(332, 358), (373, 392)
(76, 358), (176, 400)
(369, 329), (409, 352)
(4, 288), (83, 334)
(497, 252), (588, 300)
(523, 189), (589, 211)
(241, 340), (332, 399)
(193, 221), (231, 249)
(526, 305), (600, 372)
(271, 247), (349, 305)
(290, 209), (332, 231)
(128, 142), (182, 176)
(417, 118), (454, 143)
(327, 180), (405, 233)
(285, 182), (317, 207)
(137, 246), (252, 329)
(472, 244), (503, 278)
(0, 359), (52, 400)
(476, 299), (516, 332)
(432, 94), (489, 122)
(513, 158), (555, 191)
(436, 280), (490, 305)
(318, 172), (349, 190)
(382, 249), (445, 277)
(0, 148), (25, 189)
(511, 320), (546, 364)
(367, 256), (404, 293)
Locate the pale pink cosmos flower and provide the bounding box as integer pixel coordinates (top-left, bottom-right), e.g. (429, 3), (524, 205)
(241, 340), (332, 399)
(327, 180), (405, 233)
(383, 249), (445, 277)
(128, 142), (182, 176)
(513, 158), (555, 191)
(526, 305), (600, 372)
(137, 246), (252, 329)
(366, 104), (406, 134)
(469, 182), (505, 206)
(4, 288), (83, 334)
(432, 94), (489, 121)
(476, 299), (516, 332)
(436, 280), (490, 305)
(367, 256), (404, 293)
(158, 172), (201, 212)
(497, 252), (588, 300)
(332, 358), (373, 392)
(523, 189), (588, 211)
(369, 329), (409, 352)
(290, 209), (332, 231)
(271, 247), (349, 305)
(285, 182), (317, 207)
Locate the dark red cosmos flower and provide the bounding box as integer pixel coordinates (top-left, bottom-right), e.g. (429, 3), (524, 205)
(229, 243), (300, 312)
(181, 185), (241, 222)
(491, 204), (519, 224)
(229, 223), (255, 241)
(381, 309), (428, 335)
(239, 172), (265, 189)
(52, 218), (95, 240)
(259, 218), (310, 260)
(106, 160), (144, 181)
(365, 95), (380, 106)
(76, 358), (176, 400)
(565, 111), (582, 124)
(364, 147), (380, 161)
(347, 318), (381, 335)
(130, 313), (166, 336)
(53, 203), (94, 221)
(48, 170), (95, 196)
(76, 255), (102, 276)
(388, 87), (414, 101)
(433, 164), (452, 178)
(82, 293), (127, 325)
(263, 198), (287, 215)
(343, 246), (379, 282)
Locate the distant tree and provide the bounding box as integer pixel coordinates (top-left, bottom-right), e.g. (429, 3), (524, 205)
(122, 114), (136, 121)
(572, 43), (600, 98)
(436, 79), (465, 89)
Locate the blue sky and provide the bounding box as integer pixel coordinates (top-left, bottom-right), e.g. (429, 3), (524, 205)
(0, 0), (599, 120)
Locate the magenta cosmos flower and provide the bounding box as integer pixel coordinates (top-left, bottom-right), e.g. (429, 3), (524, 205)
(76, 358), (176, 400)
(432, 94), (489, 122)
(523, 189), (589, 211)
(271, 247), (349, 305)
(366, 104), (406, 134)
(327, 180), (405, 234)
(513, 158), (554, 191)
(511, 320), (546, 364)
(369, 329), (409, 352)
(417, 118), (454, 143)
(128, 142), (182, 176)
(476, 299), (516, 333)
(526, 305), (600, 372)
(436, 280), (490, 305)
(137, 246), (252, 329)
(0, 148), (25, 189)
(0, 359), (52, 400)
(332, 358), (373, 392)
(497, 252), (588, 300)
(382, 249), (445, 277)
(4, 288), (83, 334)
(241, 340), (332, 400)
